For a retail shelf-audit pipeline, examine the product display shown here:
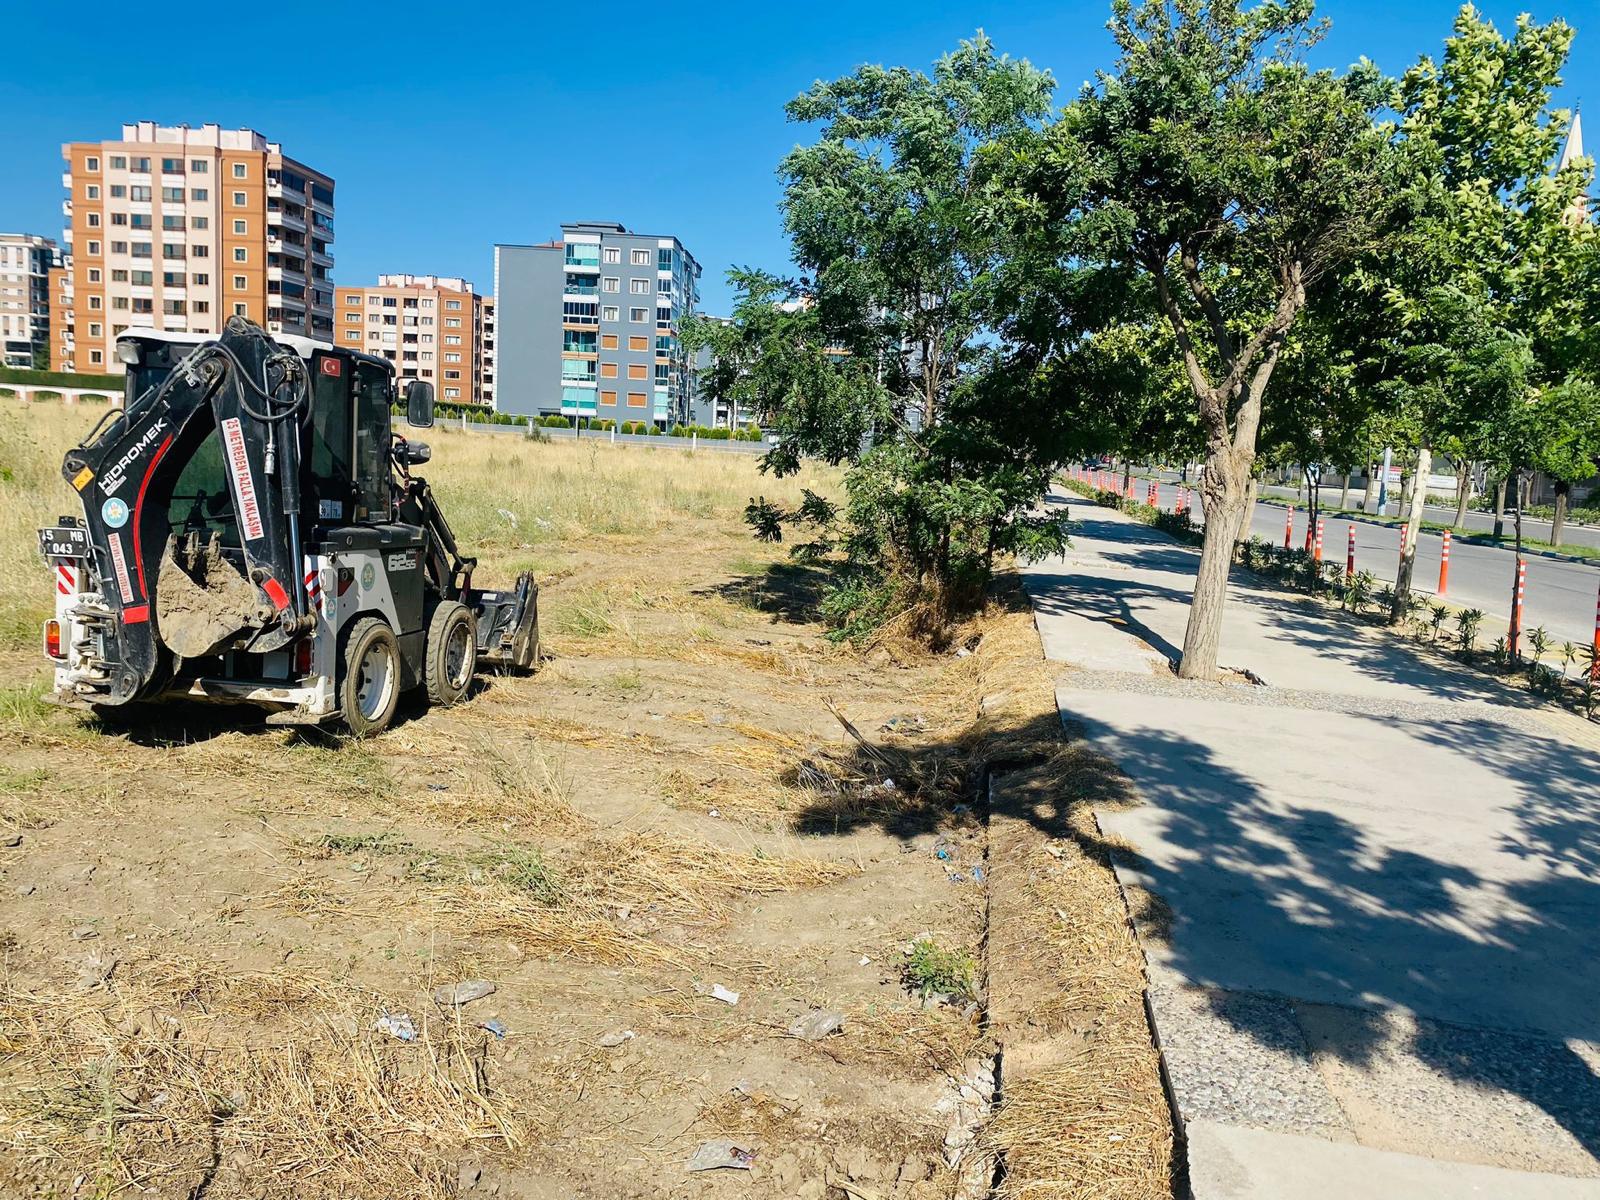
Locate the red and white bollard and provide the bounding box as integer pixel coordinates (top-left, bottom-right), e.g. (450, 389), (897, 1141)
(1509, 558), (1527, 658)
(1591, 579), (1600, 681)
(1284, 506), (1294, 549)
(1346, 525), (1356, 579)
(1313, 519), (1324, 563)
(1438, 529), (1451, 596)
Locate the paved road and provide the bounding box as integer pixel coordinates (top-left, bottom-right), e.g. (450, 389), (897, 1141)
(1144, 468), (1600, 550)
(1022, 493), (1600, 1198)
(1085, 472), (1600, 655)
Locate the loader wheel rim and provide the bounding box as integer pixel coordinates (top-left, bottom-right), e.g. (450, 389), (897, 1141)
(355, 641), (396, 722)
(445, 621), (472, 690)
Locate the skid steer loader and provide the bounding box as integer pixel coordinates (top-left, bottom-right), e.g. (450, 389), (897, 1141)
(37, 316), (539, 736)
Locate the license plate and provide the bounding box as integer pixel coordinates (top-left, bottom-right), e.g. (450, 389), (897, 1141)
(38, 526), (90, 558)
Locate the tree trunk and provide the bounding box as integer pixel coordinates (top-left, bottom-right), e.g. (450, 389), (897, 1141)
(1391, 445), (1432, 623)
(1361, 461), (1380, 512)
(1338, 470), (1351, 511)
(1239, 477), (1258, 548)
(1552, 480), (1570, 547)
(1453, 460), (1471, 528)
(1179, 446), (1250, 681)
(1493, 476), (1507, 539)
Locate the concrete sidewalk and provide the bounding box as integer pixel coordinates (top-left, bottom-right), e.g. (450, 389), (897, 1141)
(1022, 491), (1600, 1198)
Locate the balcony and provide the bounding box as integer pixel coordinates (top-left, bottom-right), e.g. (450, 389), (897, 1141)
(267, 207), (307, 234)
(267, 176), (305, 200)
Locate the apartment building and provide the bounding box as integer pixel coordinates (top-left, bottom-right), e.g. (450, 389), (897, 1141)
(479, 297), (496, 407)
(0, 233), (58, 369)
(52, 122), (334, 372)
(493, 221), (702, 425)
(333, 275), (492, 404)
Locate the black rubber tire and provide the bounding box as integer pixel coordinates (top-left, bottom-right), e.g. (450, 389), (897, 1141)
(424, 601), (478, 706)
(338, 616), (401, 738)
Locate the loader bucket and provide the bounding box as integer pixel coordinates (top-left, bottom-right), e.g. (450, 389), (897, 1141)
(469, 572), (539, 671)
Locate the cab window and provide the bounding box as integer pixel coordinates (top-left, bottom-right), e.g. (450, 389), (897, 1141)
(307, 354), (355, 522)
(352, 362), (392, 520)
(165, 430), (239, 546)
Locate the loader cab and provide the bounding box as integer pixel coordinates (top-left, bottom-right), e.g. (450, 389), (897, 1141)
(306, 350), (395, 526)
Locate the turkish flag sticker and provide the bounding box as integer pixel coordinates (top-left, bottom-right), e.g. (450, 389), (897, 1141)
(320, 356), (341, 377)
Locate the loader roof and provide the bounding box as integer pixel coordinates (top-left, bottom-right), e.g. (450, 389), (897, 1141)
(116, 326), (394, 374)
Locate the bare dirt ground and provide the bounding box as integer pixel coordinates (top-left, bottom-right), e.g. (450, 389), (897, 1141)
(0, 414), (1173, 1200)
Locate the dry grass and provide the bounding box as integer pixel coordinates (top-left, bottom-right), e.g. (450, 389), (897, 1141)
(0, 958), (534, 1200)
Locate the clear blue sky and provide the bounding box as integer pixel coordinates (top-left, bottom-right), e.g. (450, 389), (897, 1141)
(2, 1), (1592, 316)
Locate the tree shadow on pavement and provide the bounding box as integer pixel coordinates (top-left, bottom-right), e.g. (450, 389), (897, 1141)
(789, 666), (1600, 1167)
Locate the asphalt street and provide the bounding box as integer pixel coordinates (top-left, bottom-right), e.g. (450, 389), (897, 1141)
(1087, 472), (1600, 654)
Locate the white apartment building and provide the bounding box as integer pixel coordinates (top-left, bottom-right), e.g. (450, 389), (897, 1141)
(0, 233), (58, 369)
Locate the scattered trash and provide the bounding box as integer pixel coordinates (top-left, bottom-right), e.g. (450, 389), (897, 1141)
(598, 1030), (636, 1048)
(1042, 843), (1064, 859)
(686, 1139), (756, 1173)
(970, 866), (984, 883)
(426, 783), (450, 793)
(710, 983), (741, 1006)
(2, 833), (22, 848)
(617, 905), (633, 920)
(708, 808), (721, 819)
(859, 955), (872, 966)
(880, 714), (927, 734)
(457, 1162), (483, 1193)
(480, 1019), (507, 1040)
(495, 508), (518, 529)
(74, 950), (118, 992)
(15, 883), (35, 897)
(709, 711), (728, 726)
(952, 803), (971, 815)
(861, 779), (898, 799)
(954, 647), (972, 658)
(374, 1011), (417, 1041)
(947, 871), (966, 885)
(934, 838), (953, 861)
(433, 980), (496, 1007)
(69, 924), (97, 941)
(788, 1009), (845, 1041)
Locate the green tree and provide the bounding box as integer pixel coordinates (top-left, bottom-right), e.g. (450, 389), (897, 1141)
(1373, 6), (1596, 602)
(1014, 0), (1397, 679)
(685, 36), (1074, 638)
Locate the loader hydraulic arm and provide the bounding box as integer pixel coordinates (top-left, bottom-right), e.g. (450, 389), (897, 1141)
(61, 318), (315, 704)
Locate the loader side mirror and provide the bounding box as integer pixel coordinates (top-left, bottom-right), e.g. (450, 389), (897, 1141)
(405, 380), (435, 429)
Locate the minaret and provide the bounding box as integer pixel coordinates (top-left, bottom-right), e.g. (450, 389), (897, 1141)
(1558, 109), (1589, 226)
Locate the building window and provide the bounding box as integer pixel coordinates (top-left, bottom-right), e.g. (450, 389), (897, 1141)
(601, 390), (617, 406)
(191, 160), (208, 173)
(445, 299), (461, 310)
(194, 301), (210, 313)
(601, 333), (619, 350)
(444, 335), (461, 346)
(88, 268), (101, 283)
(192, 216), (208, 230)
(627, 391), (647, 408)
(346, 294), (361, 305)
(192, 273), (209, 285)
(233, 219), (247, 234)
(233, 275), (247, 290)
(630, 307), (648, 323)
(193, 245), (208, 257)
(89, 322), (102, 337)
(192, 188), (208, 201)
(87, 240), (101, 256)
(444, 370), (461, 380)
(631, 278), (650, 295)
(110, 155), (126, 169)
(234, 303), (248, 316)
(628, 335), (648, 351)
(444, 317), (460, 328)
(233, 248), (247, 263)
(600, 362), (618, 379)
(628, 363), (648, 380)
(233, 192), (246, 207)
(602, 247), (620, 264)
(345, 312), (360, 323)
(602, 306), (619, 322)
(85, 156), (99, 172)
(86, 213), (100, 227)
(162, 157), (184, 173)
(602, 277), (619, 293)
(90, 350), (103, 365)
(345, 330), (360, 341)
(444, 352), (460, 363)
(631, 249), (650, 265)
(86, 184), (99, 199)
(131, 157), (151, 172)
(110, 185), (126, 198)
(232, 163), (247, 179)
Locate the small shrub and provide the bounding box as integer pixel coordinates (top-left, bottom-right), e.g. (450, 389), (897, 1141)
(1455, 609), (1484, 656)
(902, 936), (976, 1001)
(1527, 626), (1551, 668)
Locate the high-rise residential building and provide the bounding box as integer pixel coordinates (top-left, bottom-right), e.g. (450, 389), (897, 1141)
(0, 233), (59, 369)
(333, 275), (492, 404)
(493, 221), (702, 425)
(479, 297), (496, 408)
(53, 122), (334, 372)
